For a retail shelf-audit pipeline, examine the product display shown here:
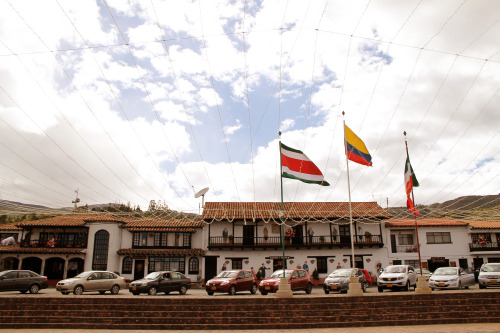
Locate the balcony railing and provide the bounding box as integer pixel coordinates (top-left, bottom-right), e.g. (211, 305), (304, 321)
(208, 234), (383, 249)
(21, 239), (87, 249)
(396, 245), (418, 253)
(469, 242), (500, 252)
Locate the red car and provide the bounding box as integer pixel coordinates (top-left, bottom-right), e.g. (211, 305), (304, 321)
(259, 269), (312, 295)
(205, 270), (257, 295)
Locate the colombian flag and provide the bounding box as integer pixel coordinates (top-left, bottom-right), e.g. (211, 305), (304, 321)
(280, 143), (330, 186)
(344, 125), (372, 166)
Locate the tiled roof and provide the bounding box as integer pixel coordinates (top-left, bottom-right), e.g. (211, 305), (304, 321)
(202, 202), (391, 221)
(0, 223), (22, 231)
(385, 218), (468, 227)
(117, 248), (205, 257)
(122, 219), (204, 231)
(467, 220), (500, 229)
(15, 214), (123, 228)
(0, 244), (85, 255)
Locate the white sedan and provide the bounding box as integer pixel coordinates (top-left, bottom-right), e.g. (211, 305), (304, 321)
(429, 267), (475, 290)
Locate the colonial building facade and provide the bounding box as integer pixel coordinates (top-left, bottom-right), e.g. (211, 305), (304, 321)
(0, 203), (499, 284)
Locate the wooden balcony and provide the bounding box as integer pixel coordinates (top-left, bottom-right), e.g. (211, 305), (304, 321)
(208, 235), (383, 250)
(469, 242), (500, 252)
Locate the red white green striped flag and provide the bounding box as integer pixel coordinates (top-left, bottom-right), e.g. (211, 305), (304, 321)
(280, 143), (329, 186)
(404, 152), (420, 215)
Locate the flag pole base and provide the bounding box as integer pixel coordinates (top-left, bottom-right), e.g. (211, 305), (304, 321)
(415, 275), (432, 294)
(275, 278), (293, 298)
(347, 277), (364, 296)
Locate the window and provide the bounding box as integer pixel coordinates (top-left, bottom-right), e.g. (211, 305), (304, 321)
(122, 257), (132, 274)
(405, 260), (419, 268)
(92, 230), (109, 270)
(148, 257), (185, 273)
(316, 257), (327, 274)
(232, 258), (243, 270)
(183, 233), (191, 247)
(188, 257), (199, 275)
(426, 232), (451, 244)
(398, 234), (414, 245)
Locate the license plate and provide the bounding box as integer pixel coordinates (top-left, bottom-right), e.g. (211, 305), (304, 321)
(438, 283), (445, 287)
(211, 286), (217, 290)
(330, 286), (337, 290)
(387, 284), (392, 287)
(491, 280), (497, 283)
(132, 287), (137, 290)
(265, 286), (270, 290)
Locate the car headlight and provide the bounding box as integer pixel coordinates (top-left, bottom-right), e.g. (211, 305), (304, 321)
(220, 281), (229, 285)
(449, 277), (458, 281)
(275, 280), (280, 286)
(64, 281), (75, 286)
(344, 278), (350, 284)
(259, 281), (264, 286)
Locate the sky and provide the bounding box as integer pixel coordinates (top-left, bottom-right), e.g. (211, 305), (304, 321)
(0, 0), (499, 215)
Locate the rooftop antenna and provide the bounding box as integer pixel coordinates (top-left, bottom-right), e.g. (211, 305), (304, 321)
(194, 187), (209, 214)
(72, 189), (80, 211)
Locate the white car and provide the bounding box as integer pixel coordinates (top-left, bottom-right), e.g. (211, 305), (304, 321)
(429, 267), (475, 290)
(478, 263), (500, 289)
(56, 271), (128, 295)
(377, 265), (417, 292)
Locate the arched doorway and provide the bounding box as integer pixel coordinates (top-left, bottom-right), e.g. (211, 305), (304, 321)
(0, 257), (19, 271)
(44, 257), (65, 280)
(67, 258), (84, 278)
(21, 257), (42, 274)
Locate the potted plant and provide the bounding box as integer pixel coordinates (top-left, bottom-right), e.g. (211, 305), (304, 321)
(228, 235), (233, 245)
(364, 231), (372, 243)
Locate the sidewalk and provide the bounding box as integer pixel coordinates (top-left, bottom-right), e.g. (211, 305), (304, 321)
(0, 323), (499, 333)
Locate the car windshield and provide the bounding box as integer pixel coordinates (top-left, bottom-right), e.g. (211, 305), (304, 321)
(433, 268), (457, 276)
(481, 265), (500, 273)
(385, 266), (406, 273)
(74, 271), (93, 279)
(144, 272), (162, 280)
(328, 270), (352, 278)
(216, 271), (238, 278)
(0, 271), (9, 278)
(270, 270), (292, 278)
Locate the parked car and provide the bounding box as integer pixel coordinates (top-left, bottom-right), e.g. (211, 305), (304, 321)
(429, 267), (475, 290)
(259, 269), (312, 295)
(0, 270), (48, 294)
(323, 268), (366, 294)
(205, 270), (257, 295)
(415, 268), (432, 281)
(129, 271), (191, 295)
(478, 263), (500, 289)
(359, 268), (372, 289)
(56, 271), (127, 295)
(377, 265), (417, 292)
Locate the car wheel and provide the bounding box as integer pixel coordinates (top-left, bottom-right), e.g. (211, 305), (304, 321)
(164, 291), (170, 295)
(261, 291), (268, 295)
(465, 286), (469, 289)
(324, 289), (330, 294)
(132, 292), (140, 295)
(207, 291), (214, 296)
(111, 285), (120, 295)
(99, 291), (106, 295)
(364, 281), (370, 290)
(73, 285), (84, 295)
(250, 284), (258, 294)
(62, 292), (69, 295)
(378, 286), (384, 292)
(228, 285), (236, 295)
(479, 285), (486, 289)
(148, 286), (157, 295)
(305, 283), (312, 294)
(179, 285), (187, 295)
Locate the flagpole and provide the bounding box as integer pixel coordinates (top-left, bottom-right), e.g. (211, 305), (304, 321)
(342, 113), (355, 268)
(404, 132), (423, 276)
(277, 131), (293, 298)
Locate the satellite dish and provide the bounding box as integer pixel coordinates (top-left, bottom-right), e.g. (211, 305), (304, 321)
(194, 187), (209, 213)
(194, 187), (209, 198)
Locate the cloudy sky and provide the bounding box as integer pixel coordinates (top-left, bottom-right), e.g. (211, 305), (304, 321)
(0, 0), (498, 215)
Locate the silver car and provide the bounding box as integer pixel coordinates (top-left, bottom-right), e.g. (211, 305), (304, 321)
(429, 267), (475, 290)
(56, 271), (128, 295)
(478, 263), (500, 289)
(377, 265), (417, 292)
(323, 268), (366, 294)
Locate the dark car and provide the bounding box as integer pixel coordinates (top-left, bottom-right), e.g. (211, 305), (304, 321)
(205, 270), (257, 295)
(0, 270), (49, 294)
(129, 271), (191, 295)
(259, 269), (312, 295)
(323, 268), (366, 294)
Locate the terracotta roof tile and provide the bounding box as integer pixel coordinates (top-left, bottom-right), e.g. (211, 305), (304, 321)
(122, 218), (204, 230)
(467, 220), (500, 229)
(15, 214), (122, 228)
(385, 218), (468, 227)
(202, 202), (391, 220)
(0, 223), (22, 231)
(117, 248), (205, 257)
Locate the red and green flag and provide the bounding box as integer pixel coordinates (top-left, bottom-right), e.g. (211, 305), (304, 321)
(404, 153), (420, 215)
(280, 143), (329, 186)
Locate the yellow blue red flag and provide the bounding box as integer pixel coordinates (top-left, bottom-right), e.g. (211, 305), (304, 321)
(344, 125), (372, 166)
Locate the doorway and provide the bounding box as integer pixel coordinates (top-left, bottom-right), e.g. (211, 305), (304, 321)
(243, 225), (254, 246)
(204, 256), (218, 283)
(134, 260), (145, 280)
(339, 225), (350, 244)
